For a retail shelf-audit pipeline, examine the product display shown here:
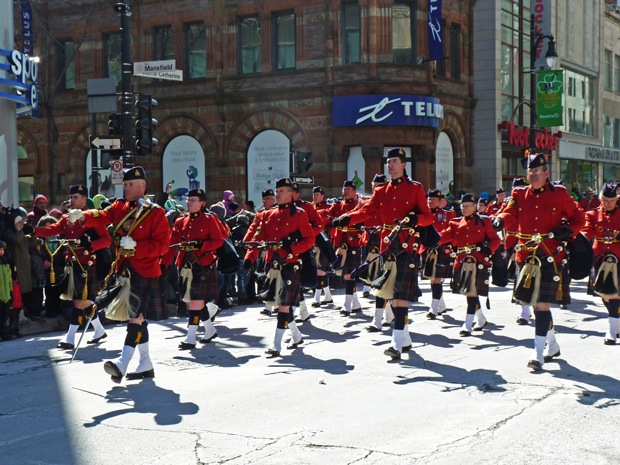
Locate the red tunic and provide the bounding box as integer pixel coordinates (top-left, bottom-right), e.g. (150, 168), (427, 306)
(165, 211), (224, 267)
(82, 199), (170, 278)
(582, 206), (620, 258)
(296, 199), (327, 236)
(244, 203), (315, 264)
(438, 214), (501, 268)
(35, 211), (111, 265)
(345, 176), (433, 252)
(498, 183), (586, 263)
(579, 197), (601, 212)
(244, 207), (274, 242)
(327, 197), (366, 248)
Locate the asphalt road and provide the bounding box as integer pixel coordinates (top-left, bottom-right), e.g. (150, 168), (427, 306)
(1, 278), (619, 464)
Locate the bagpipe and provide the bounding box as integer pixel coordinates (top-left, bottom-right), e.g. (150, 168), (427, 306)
(449, 245), (491, 297)
(592, 228), (620, 298)
(513, 233), (567, 306)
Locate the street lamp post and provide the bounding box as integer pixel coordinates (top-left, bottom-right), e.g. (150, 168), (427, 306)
(529, 14), (558, 150)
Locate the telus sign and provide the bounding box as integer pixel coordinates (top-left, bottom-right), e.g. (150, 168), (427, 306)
(333, 95), (443, 128)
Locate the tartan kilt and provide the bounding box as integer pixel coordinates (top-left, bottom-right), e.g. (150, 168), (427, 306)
(515, 258), (564, 305)
(181, 262), (219, 302)
(423, 247), (453, 279)
(314, 245), (331, 271)
(276, 261), (302, 307)
(342, 246), (363, 275)
(71, 263), (101, 301)
(364, 233), (382, 259)
(450, 260), (491, 297)
(383, 239), (421, 302)
(126, 270), (163, 320)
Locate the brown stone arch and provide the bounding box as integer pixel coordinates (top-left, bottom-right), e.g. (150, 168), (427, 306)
(225, 108), (310, 199)
(157, 114), (217, 160)
(16, 126), (39, 160)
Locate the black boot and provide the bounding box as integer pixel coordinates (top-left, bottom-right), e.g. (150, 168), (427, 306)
(0, 303), (14, 341)
(9, 307), (22, 338)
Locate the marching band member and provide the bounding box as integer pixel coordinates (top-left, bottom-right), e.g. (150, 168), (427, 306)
(328, 181), (366, 316)
(582, 183), (620, 344)
(495, 153), (585, 371)
(333, 148), (433, 359)
(424, 189), (456, 320)
(70, 167), (170, 382)
(164, 189), (224, 350)
(438, 194), (501, 335)
(311, 186), (335, 307)
(32, 185), (111, 349)
(244, 178), (315, 356)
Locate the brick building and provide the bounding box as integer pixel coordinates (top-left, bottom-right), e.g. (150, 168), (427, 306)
(15, 0), (475, 207)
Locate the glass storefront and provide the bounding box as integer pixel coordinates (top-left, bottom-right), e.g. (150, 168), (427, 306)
(560, 159), (599, 198)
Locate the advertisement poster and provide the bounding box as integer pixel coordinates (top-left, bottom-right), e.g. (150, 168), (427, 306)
(246, 130), (290, 206)
(162, 135), (206, 201)
(435, 132), (454, 194)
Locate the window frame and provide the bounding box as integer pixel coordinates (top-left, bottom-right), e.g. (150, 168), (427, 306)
(184, 22), (207, 80)
(392, 2), (416, 65)
(238, 15), (262, 75)
(604, 49), (612, 90)
(273, 10), (296, 71)
(56, 37), (75, 91)
(153, 25), (175, 62)
(449, 23), (461, 80)
(342, 2), (361, 65)
(103, 32), (122, 85)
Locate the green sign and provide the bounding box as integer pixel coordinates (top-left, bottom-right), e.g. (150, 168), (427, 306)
(536, 69), (564, 128)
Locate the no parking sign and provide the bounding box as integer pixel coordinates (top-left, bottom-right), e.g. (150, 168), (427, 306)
(111, 160), (123, 185)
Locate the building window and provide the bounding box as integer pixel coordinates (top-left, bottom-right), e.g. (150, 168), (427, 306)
(562, 69), (594, 136)
(435, 19), (447, 76)
(615, 54), (620, 93)
(604, 49), (612, 89)
(343, 3), (361, 65)
(57, 173), (66, 191)
(274, 12), (296, 70)
(239, 16), (261, 74)
(103, 32), (122, 85)
(184, 23), (206, 79)
(603, 115), (620, 149)
(17, 144), (28, 160)
(56, 38), (75, 90)
(392, 3), (415, 64)
(153, 26), (175, 61)
(500, 0), (531, 125)
(18, 176), (34, 203)
(450, 24), (460, 80)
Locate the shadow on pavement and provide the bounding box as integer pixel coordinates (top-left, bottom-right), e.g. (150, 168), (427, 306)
(84, 380), (199, 427)
(266, 349), (355, 375)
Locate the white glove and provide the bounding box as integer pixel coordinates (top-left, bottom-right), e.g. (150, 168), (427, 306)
(120, 236), (137, 250)
(69, 209), (85, 223)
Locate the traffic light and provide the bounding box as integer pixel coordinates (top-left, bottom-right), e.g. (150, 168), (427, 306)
(135, 93), (158, 155)
(294, 151), (313, 173)
(107, 113), (122, 136)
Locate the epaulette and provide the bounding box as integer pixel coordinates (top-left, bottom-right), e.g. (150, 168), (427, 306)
(513, 186), (528, 191)
(450, 216), (462, 222)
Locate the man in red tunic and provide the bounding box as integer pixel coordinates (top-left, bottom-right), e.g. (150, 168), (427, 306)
(292, 182), (327, 322)
(70, 167), (170, 382)
(424, 188), (456, 320)
(311, 186), (334, 306)
(582, 183), (620, 344)
(495, 154), (585, 371)
(244, 178), (315, 356)
(333, 148), (433, 359)
(439, 194), (501, 335)
(32, 184), (111, 349)
(165, 188), (224, 350)
(328, 181), (366, 315)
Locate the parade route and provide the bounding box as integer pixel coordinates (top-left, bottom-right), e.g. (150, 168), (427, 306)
(1, 279), (619, 465)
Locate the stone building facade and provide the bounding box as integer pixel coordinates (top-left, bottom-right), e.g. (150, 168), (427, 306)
(15, 0), (475, 207)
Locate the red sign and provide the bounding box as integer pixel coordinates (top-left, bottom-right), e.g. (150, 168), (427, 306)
(498, 121), (561, 151)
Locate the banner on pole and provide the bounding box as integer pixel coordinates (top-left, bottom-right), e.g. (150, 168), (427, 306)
(531, 0), (551, 68)
(536, 69), (563, 128)
(428, 0), (443, 61)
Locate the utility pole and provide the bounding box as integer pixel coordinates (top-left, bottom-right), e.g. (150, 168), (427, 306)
(116, 0), (135, 167)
